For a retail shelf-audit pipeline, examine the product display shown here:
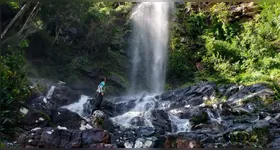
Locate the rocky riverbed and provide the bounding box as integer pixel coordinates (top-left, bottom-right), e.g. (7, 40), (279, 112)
(13, 81), (280, 148)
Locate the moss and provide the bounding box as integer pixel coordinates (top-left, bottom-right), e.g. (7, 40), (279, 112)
(165, 83), (172, 90)
(190, 112), (209, 125)
(229, 127), (269, 148)
(250, 127), (269, 146)
(229, 131), (250, 143)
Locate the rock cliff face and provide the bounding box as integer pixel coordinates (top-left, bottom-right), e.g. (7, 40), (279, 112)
(18, 81), (280, 148)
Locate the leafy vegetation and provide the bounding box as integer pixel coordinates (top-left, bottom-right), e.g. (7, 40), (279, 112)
(168, 2), (280, 95)
(0, 44), (31, 137)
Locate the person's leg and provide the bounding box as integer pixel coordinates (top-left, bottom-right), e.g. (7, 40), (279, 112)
(95, 93), (103, 109)
(99, 95), (103, 108)
(91, 94), (100, 115)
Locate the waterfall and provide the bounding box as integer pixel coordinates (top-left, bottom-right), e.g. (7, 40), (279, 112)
(129, 2), (174, 95)
(60, 3), (191, 134)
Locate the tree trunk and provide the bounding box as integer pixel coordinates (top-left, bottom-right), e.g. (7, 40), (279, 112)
(17, 2), (40, 38)
(1, 2), (30, 39)
(51, 23), (60, 47)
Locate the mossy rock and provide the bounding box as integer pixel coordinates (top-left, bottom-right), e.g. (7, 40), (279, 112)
(250, 127), (269, 146)
(190, 111), (209, 125)
(229, 127), (269, 147)
(229, 131), (250, 143)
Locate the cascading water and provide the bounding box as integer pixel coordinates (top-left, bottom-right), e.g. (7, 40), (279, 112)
(110, 95), (157, 128)
(129, 2), (174, 95)
(61, 95), (90, 117)
(109, 2), (192, 133)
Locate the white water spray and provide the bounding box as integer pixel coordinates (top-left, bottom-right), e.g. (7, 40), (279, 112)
(168, 114), (191, 133)
(61, 95), (90, 117)
(110, 95), (157, 128)
(129, 2), (174, 95)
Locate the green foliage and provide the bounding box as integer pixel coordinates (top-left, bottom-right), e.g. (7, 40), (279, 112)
(168, 7), (208, 85)
(0, 46), (31, 136)
(8, 2), (20, 9)
(169, 2), (280, 92)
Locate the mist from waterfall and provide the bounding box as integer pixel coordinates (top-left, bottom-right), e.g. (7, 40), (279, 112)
(128, 2), (174, 95)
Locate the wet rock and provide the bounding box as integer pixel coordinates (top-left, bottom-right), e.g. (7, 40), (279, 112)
(18, 127), (111, 148)
(89, 143), (117, 148)
(266, 102), (280, 114)
(91, 110), (106, 126)
(21, 96), (83, 130)
(176, 136), (202, 148)
(152, 135), (166, 148)
(179, 107), (203, 119)
(259, 111), (270, 119)
(130, 117), (146, 126)
(269, 128), (280, 140)
(229, 123), (251, 131)
(267, 138), (280, 148)
(159, 82), (215, 107)
(264, 116), (278, 125)
(229, 130), (250, 143)
(233, 114), (259, 123)
(251, 120), (270, 130)
(134, 138), (145, 148)
(164, 134), (202, 148)
(21, 96), (53, 129)
(111, 99), (137, 116)
(223, 84), (240, 97)
(22, 81), (278, 148)
(190, 111), (209, 125)
(231, 104), (257, 115)
(100, 100), (115, 116)
(135, 127), (155, 137)
(130, 137), (158, 148)
(83, 99), (94, 116)
(124, 141), (134, 148)
(91, 110), (115, 132)
(50, 84), (81, 107)
(150, 110), (172, 133)
(51, 108), (83, 129)
(21, 109), (50, 130)
(227, 84), (273, 106)
(163, 135), (176, 148)
(81, 129), (111, 146)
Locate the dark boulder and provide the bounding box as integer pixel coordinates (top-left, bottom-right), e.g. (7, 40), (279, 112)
(265, 102), (280, 114)
(51, 108), (83, 129)
(50, 84), (81, 107)
(227, 84), (273, 106)
(90, 110), (115, 133)
(89, 143), (117, 148)
(20, 96), (53, 130)
(190, 111), (209, 125)
(268, 138), (280, 148)
(18, 127), (111, 148)
(150, 110), (172, 134)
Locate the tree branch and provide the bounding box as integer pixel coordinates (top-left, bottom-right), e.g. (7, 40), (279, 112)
(17, 2), (40, 38)
(1, 2), (30, 39)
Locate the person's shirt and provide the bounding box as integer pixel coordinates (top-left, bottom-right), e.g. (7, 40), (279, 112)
(96, 81), (105, 93)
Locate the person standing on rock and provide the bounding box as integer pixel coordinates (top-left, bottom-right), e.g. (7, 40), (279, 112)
(92, 77), (106, 114)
